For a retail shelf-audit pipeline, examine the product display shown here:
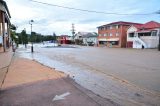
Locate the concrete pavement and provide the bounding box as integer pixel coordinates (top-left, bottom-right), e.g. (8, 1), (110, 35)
(0, 48), (13, 69)
(0, 53), (116, 106)
(0, 48), (13, 90)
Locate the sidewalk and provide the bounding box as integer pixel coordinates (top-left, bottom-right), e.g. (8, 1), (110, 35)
(0, 53), (116, 106)
(0, 48), (13, 89)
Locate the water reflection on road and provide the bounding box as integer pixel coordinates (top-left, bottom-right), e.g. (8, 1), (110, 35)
(18, 45), (160, 106)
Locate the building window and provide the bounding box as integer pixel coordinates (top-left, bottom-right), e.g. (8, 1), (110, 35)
(116, 25), (119, 29)
(106, 33), (108, 36)
(110, 26), (112, 29)
(99, 27), (104, 31)
(111, 41), (119, 45)
(116, 32), (119, 36)
(107, 26), (110, 30)
(99, 34), (104, 36)
(151, 31), (157, 36)
(129, 33), (134, 37)
(104, 34), (106, 36)
(110, 33), (112, 36)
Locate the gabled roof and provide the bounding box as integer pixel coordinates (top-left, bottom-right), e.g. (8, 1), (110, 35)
(132, 24), (143, 29)
(76, 32), (98, 38)
(98, 21), (142, 28)
(107, 21), (142, 26)
(140, 21), (160, 29)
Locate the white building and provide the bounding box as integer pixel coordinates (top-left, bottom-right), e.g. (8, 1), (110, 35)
(74, 32), (98, 46)
(127, 21), (160, 49)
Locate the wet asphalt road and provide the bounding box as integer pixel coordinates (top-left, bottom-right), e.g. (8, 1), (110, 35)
(34, 46), (160, 92)
(17, 45), (160, 106)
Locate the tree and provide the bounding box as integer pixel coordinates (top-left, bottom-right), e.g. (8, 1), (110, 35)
(10, 24), (19, 50)
(21, 29), (28, 48)
(27, 32), (58, 43)
(10, 30), (18, 47)
(53, 32), (57, 41)
(10, 24), (17, 30)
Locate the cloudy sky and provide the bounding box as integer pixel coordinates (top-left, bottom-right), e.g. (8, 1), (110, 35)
(5, 0), (160, 35)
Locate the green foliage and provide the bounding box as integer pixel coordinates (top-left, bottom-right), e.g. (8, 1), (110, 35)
(28, 32), (57, 43)
(11, 30), (18, 44)
(16, 31), (57, 44)
(10, 24), (17, 30)
(21, 29), (28, 45)
(17, 33), (22, 44)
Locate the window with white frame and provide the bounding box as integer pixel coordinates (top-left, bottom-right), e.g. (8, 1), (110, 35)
(110, 33), (112, 36)
(106, 26), (110, 30)
(116, 32), (119, 36)
(106, 33), (108, 36)
(151, 31), (157, 36)
(116, 25), (119, 29)
(110, 26), (112, 29)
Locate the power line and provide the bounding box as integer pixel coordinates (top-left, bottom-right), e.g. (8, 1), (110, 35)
(29, 0), (157, 16)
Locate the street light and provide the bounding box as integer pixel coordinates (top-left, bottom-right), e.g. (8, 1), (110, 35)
(29, 20), (34, 53)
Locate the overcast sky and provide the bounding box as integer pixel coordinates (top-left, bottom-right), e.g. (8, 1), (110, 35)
(5, 0), (160, 35)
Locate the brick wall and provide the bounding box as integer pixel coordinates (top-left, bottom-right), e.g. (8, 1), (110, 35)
(98, 25), (130, 47)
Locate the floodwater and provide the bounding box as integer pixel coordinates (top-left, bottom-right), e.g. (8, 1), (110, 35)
(17, 44), (160, 106)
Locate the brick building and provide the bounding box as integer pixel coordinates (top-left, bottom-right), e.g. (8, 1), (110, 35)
(97, 21), (142, 48)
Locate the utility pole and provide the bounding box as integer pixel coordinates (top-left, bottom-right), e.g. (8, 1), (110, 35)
(71, 23), (75, 39)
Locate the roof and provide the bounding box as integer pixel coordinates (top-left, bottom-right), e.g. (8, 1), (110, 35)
(107, 21), (142, 26)
(132, 21), (160, 33)
(77, 32), (98, 38)
(0, 0), (11, 18)
(137, 29), (155, 33)
(98, 21), (142, 28)
(132, 24), (143, 29)
(140, 21), (160, 29)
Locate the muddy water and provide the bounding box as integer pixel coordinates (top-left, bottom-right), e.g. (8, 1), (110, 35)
(18, 45), (160, 106)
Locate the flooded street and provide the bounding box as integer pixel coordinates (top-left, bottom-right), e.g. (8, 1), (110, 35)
(18, 44), (160, 106)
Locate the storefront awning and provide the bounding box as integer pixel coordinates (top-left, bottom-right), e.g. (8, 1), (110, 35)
(98, 38), (107, 41)
(106, 38), (119, 41)
(98, 38), (119, 41)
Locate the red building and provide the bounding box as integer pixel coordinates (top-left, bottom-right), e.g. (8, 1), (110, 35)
(58, 35), (72, 44)
(97, 21), (142, 48)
